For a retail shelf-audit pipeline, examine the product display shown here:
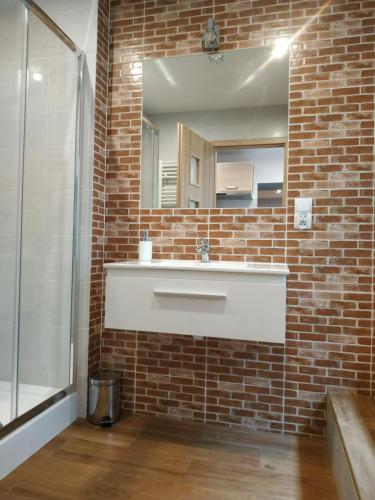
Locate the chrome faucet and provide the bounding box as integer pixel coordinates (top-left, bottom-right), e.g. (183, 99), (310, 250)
(196, 238), (210, 263)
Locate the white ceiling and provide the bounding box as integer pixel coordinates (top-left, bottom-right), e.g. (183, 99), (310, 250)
(143, 46), (289, 114)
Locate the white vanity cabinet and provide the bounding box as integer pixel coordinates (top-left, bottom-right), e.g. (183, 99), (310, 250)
(104, 260), (289, 343)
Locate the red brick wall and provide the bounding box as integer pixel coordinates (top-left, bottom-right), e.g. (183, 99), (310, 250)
(88, 0), (111, 373)
(94, 0), (375, 435)
(286, 0), (375, 433)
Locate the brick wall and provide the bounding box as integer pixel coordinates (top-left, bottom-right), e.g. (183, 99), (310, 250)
(94, 0), (375, 435)
(286, 0), (375, 434)
(88, 0), (111, 373)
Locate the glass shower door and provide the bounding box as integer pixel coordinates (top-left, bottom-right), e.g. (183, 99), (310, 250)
(141, 120), (159, 208)
(0, 0), (26, 428)
(16, 11), (78, 417)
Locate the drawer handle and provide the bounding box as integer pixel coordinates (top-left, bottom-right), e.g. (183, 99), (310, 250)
(226, 185), (238, 190)
(154, 289), (226, 300)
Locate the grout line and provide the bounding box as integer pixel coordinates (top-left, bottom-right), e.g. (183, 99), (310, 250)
(166, 335), (171, 420)
(133, 331), (138, 415)
(281, 0), (293, 435)
(204, 336), (208, 424)
(138, 0), (145, 251)
(10, 4), (29, 421)
(372, 60), (375, 398)
(99, 0), (111, 372)
(131, 0), (147, 418)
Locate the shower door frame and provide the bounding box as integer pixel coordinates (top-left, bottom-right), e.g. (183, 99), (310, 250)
(0, 0), (84, 438)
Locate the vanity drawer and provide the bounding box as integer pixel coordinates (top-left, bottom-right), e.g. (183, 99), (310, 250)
(105, 274), (286, 343)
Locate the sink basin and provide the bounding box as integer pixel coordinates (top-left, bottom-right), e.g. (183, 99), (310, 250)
(104, 259), (289, 275)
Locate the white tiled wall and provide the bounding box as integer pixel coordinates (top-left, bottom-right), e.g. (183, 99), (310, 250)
(33, 0), (98, 414)
(76, 59), (96, 416)
(0, 0), (98, 418)
(0, 1), (25, 393)
(18, 13), (78, 391)
(35, 0), (98, 84)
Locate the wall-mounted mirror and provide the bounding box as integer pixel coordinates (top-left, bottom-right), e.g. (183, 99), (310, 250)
(141, 45), (289, 209)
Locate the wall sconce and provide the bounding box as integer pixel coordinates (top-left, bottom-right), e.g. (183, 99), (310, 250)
(202, 17), (220, 51)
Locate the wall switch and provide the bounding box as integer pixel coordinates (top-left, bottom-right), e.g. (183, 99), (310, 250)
(294, 197), (312, 230)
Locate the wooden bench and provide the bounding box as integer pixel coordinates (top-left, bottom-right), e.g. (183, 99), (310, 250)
(327, 392), (375, 500)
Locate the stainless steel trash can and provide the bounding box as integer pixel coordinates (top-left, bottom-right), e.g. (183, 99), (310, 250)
(88, 369), (121, 427)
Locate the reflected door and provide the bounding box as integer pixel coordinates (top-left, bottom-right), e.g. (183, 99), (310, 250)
(177, 123), (215, 208)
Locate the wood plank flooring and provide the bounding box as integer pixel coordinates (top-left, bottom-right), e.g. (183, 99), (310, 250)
(0, 416), (338, 499)
(328, 392), (375, 500)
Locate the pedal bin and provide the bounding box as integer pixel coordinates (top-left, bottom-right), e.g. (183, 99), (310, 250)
(88, 369), (121, 427)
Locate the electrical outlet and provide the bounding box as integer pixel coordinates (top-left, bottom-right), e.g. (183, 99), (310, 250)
(294, 198), (312, 230)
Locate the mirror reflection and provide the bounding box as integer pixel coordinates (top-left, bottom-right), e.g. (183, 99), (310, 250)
(141, 45), (289, 209)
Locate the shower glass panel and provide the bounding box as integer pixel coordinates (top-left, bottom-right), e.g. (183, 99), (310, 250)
(16, 12), (78, 418)
(0, 0), (26, 428)
(141, 121), (159, 208)
(0, 0), (81, 432)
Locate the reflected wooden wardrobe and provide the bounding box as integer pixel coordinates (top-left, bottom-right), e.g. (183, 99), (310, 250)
(177, 123), (215, 208)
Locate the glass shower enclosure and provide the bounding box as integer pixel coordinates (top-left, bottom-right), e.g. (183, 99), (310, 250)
(0, 0), (82, 433)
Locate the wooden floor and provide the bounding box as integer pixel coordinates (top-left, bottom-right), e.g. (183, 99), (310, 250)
(0, 416), (337, 499)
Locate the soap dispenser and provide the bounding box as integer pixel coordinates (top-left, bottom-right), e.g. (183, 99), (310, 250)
(138, 230), (152, 262)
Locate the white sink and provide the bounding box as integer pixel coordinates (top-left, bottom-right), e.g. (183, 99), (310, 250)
(104, 259), (289, 276)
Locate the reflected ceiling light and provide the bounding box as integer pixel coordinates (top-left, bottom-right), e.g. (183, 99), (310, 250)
(155, 59), (177, 87)
(276, 189), (282, 194)
(130, 61), (142, 76)
(32, 72), (43, 81)
(272, 38), (290, 59)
